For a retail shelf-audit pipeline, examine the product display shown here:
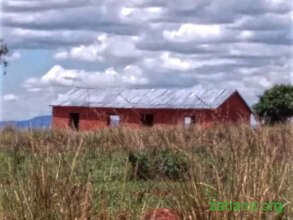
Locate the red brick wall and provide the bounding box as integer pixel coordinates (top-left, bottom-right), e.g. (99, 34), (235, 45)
(215, 91), (251, 123)
(52, 106), (218, 131)
(51, 92), (251, 131)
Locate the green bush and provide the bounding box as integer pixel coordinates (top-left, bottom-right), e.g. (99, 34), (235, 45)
(128, 151), (151, 180)
(128, 150), (189, 180)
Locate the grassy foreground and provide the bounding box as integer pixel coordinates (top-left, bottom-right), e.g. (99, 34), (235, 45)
(0, 124), (292, 219)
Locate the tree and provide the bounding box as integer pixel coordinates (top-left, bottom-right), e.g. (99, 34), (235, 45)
(0, 41), (8, 75)
(253, 84), (293, 124)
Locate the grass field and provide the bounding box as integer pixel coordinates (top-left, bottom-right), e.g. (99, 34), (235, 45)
(0, 124), (292, 219)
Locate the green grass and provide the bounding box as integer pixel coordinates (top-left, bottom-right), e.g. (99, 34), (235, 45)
(0, 124), (292, 219)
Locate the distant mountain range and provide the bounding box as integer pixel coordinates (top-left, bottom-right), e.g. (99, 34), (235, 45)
(0, 115), (51, 129)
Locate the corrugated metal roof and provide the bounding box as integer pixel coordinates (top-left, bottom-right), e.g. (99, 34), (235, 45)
(51, 87), (237, 109)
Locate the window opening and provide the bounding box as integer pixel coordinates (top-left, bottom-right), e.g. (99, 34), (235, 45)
(108, 114), (120, 126)
(140, 113), (154, 126)
(184, 116), (195, 128)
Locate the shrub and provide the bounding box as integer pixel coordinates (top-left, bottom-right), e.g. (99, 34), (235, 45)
(128, 151), (151, 180)
(128, 150), (189, 180)
(156, 150), (188, 180)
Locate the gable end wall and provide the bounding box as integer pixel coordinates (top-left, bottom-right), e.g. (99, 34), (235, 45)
(215, 92), (251, 123)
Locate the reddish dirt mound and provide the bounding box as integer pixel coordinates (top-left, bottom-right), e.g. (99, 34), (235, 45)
(144, 208), (180, 220)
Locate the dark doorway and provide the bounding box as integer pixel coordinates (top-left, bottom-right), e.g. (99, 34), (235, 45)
(69, 113), (80, 130)
(140, 113), (154, 126)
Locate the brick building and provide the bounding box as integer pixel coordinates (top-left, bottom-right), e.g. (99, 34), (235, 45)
(51, 87), (252, 131)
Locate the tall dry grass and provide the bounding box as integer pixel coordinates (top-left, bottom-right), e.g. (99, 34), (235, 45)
(0, 123), (292, 219)
(166, 124), (293, 220)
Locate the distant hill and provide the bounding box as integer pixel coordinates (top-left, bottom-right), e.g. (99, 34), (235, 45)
(0, 115), (51, 129)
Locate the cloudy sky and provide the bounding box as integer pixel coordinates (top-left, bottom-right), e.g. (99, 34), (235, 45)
(0, 0), (292, 120)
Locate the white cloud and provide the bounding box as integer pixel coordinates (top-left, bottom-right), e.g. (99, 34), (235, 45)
(3, 51), (21, 62)
(3, 0), (89, 12)
(119, 6), (164, 22)
(163, 24), (222, 42)
(53, 51), (68, 60)
(23, 65), (149, 91)
(121, 7), (135, 17)
(142, 52), (238, 72)
(160, 52), (192, 71)
(227, 43), (290, 57)
(238, 31), (254, 40)
(3, 94), (19, 101)
(53, 34), (141, 62)
(4, 27), (98, 49)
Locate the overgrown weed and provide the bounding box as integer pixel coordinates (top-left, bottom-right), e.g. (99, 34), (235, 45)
(0, 123), (291, 219)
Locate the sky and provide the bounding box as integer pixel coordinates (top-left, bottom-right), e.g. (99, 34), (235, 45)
(0, 0), (292, 121)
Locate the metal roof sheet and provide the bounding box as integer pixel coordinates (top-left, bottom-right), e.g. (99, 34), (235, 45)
(51, 87), (237, 109)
